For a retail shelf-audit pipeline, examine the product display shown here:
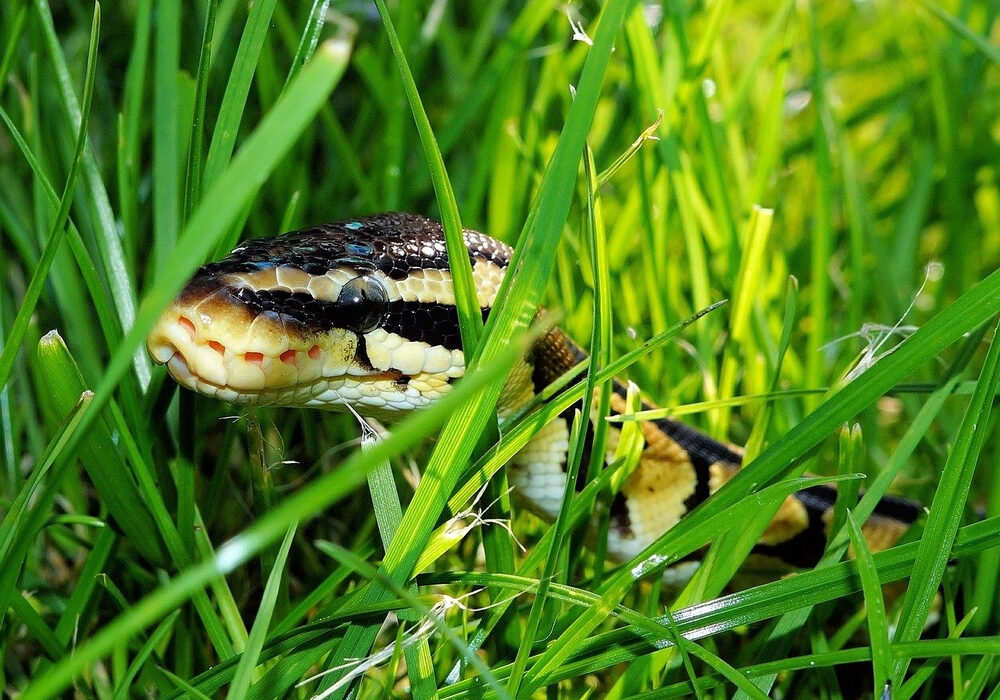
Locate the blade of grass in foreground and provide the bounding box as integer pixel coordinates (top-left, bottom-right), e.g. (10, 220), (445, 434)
(19, 325), (528, 700)
(350, 9), (485, 691)
(111, 611), (181, 699)
(847, 511), (891, 696)
(182, 0), (218, 219)
(372, 0), (481, 350)
(229, 525), (296, 698)
(505, 145), (619, 697)
(318, 5), (634, 695)
(518, 267), (1000, 693)
(582, 144), (615, 582)
(891, 316), (1000, 683)
(54, 526), (116, 646)
(285, 0), (331, 86)
(32, 331), (166, 562)
(29, 39), (351, 556)
(33, 1), (146, 384)
(202, 0), (281, 198)
(151, 0), (181, 279)
(117, 0), (152, 263)
(0, 5), (99, 392)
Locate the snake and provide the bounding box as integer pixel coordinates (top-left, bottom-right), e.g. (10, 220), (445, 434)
(146, 212), (922, 570)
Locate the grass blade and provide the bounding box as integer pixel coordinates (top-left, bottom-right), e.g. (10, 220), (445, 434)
(891, 316), (1000, 681)
(0, 4), (99, 391)
(230, 525), (297, 697)
(320, 5), (635, 693)
(202, 0), (281, 195)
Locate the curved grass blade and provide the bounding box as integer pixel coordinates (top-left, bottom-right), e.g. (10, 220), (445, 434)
(319, 6), (639, 693)
(0, 4), (99, 392)
(230, 525), (297, 698)
(111, 611), (181, 700)
(891, 316), (1000, 682)
(19, 320), (527, 700)
(847, 511), (891, 695)
(285, 0), (332, 86)
(372, 0), (481, 349)
(151, 0), (181, 278)
(202, 0), (281, 196)
(33, 0), (144, 383)
(33, 331), (166, 562)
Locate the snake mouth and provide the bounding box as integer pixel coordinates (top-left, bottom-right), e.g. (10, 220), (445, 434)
(147, 310), (415, 409)
(157, 346), (344, 405)
(147, 307), (334, 398)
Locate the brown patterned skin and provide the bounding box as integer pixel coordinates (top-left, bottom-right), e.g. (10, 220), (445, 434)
(147, 213), (922, 569)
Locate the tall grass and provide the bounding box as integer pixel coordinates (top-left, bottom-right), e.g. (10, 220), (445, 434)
(2, 1), (999, 698)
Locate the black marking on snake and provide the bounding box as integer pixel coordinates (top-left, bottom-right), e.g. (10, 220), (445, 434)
(190, 213), (511, 283)
(229, 288), (490, 352)
(549, 404), (598, 492)
(752, 485), (833, 568)
(868, 490), (924, 523)
(610, 492), (632, 536)
(610, 381), (731, 512)
(751, 484), (922, 567)
(382, 302), (476, 349)
(382, 302), (491, 349)
(354, 336), (374, 371)
(574, 412), (598, 491)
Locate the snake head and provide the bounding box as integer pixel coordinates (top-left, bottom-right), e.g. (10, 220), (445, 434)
(146, 214), (509, 414)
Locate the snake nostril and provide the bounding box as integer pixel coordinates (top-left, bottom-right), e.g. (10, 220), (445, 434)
(279, 349), (296, 365)
(178, 316), (196, 341)
(245, 352), (264, 366)
(208, 340), (226, 355)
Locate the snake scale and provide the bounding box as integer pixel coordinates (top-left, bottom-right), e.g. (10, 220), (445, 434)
(147, 212), (922, 571)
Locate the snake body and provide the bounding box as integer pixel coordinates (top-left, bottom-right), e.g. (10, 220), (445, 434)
(147, 212), (921, 569)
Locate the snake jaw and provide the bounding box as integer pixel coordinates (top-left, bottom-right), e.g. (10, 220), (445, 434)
(146, 297), (426, 412)
(148, 304), (245, 394)
(147, 300), (349, 399)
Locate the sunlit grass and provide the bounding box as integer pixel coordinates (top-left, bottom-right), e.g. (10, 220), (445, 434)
(2, 1), (1000, 698)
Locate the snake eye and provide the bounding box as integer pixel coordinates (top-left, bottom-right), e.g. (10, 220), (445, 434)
(337, 275), (388, 333)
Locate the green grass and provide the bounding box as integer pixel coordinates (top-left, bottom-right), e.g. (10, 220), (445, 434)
(2, 1), (1000, 698)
